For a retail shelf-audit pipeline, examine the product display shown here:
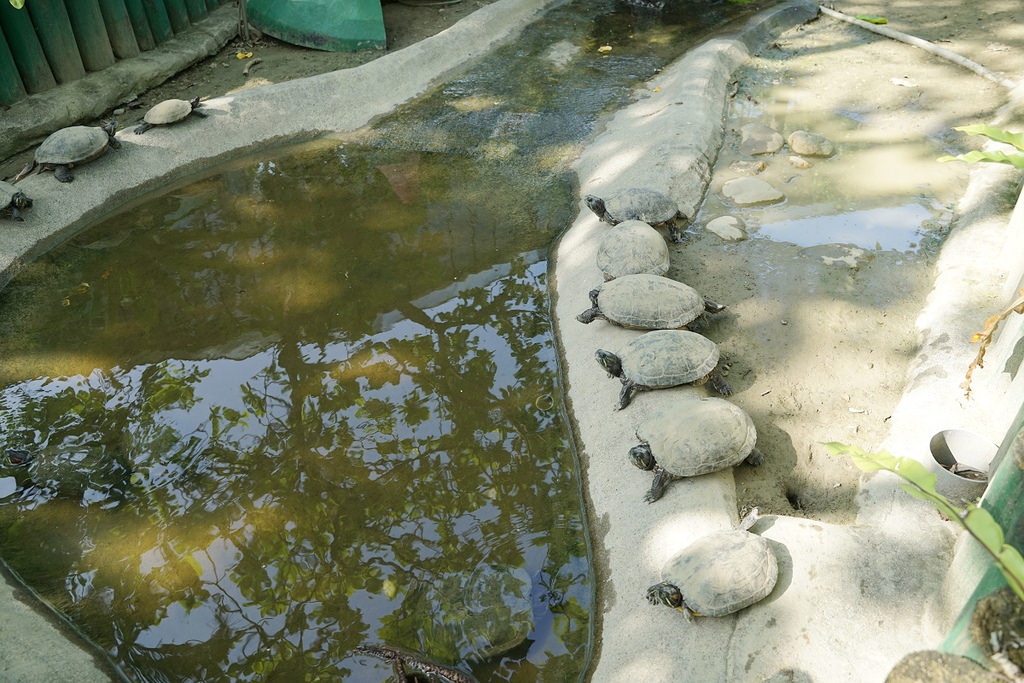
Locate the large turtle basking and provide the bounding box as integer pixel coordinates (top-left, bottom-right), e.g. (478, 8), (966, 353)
(0, 181), (32, 221)
(135, 96), (206, 134)
(16, 122), (120, 183)
(646, 508), (778, 619)
(630, 397), (763, 503)
(596, 219), (670, 280)
(596, 329), (731, 409)
(585, 188), (687, 242)
(577, 273), (724, 330)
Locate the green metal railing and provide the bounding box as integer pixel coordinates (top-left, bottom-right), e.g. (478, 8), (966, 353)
(0, 0), (230, 106)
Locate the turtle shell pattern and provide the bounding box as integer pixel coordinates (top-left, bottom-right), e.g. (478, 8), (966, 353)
(661, 528), (777, 617)
(145, 99), (193, 125)
(618, 330), (719, 388)
(596, 220), (669, 279)
(602, 188), (678, 224)
(35, 126), (112, 166)
(594, 274), (704, 329)
(637, 397), (756, 476)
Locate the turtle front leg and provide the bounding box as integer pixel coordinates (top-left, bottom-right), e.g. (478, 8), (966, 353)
(708, 366), (732, 396)
(134, 122), (154, 135)
(54, 165), (74, 183)
(617, 378), (640, 409)
(745, 447), (765, 466)
(577, 288), (606, 324)
(9, 206), (23, 221)
(644, 465), (679, 503)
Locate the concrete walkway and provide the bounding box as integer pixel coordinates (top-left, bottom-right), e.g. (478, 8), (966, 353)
(3, 0), (1024, 680)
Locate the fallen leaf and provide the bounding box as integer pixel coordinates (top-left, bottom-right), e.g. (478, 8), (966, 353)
(963, 288), (1024, 397)
(598, 45), (612, 53)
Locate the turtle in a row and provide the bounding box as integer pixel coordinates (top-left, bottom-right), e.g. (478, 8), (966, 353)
(16, 121), (120, 183)
(629, 397), (763, 503)
(577, 273), (724, 330)
(596, 219), (669, 280)
(646, 507), (777, 619)
(585, 187), (687, 243)
(135, 96), (206, 134)
(596, 329), (731, 409)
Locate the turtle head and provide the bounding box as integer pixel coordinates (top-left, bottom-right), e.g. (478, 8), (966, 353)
(101, 121), (121, 149)
(189, 96), (201, 110)
(584, 194), (607, 220)
(629, 444), (655, 470)
(645, 581), (685, 610)
(12, 191), (31, 210)
(595, 349), (623, 378)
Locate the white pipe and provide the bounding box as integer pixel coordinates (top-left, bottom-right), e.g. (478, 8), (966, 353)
(818, 5), (1018, 90)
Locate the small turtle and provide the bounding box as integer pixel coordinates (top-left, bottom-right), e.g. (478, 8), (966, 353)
(135, 96), (206, 134)
(0, 181), (32, 221)
(16, 122), (120, 183)
(646, 508), (777, 619)
(630, 397), (763, 503)
(577, 273), (724, 330)
(595, 329), (731, 410)
(596, 219), (669, 280)
(584, 188), (687, 243)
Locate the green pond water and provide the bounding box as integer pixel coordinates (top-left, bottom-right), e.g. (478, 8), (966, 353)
(0, 1), (769, 680)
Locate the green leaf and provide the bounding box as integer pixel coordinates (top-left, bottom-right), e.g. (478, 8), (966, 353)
(938, 150), (1024, 169)
(9, 0), (24, 8)
(996, 548), (1024, 602)
(855, 15), (887, 24)
(961, 506), (1005, 552)
(953, 124), (1024, 152)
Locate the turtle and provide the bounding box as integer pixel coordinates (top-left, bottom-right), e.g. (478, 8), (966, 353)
(595, 329), (731, 409)
(576, 273), (724, 330)
(0, 181), (32, 221)
(629, 397), (763, 503)
(135, 96), (206, 134)
(645, 508), (778, 619)
(16, 122), (120, 183)
(584, 187), (687, 243)
(596, 219), (670, 280)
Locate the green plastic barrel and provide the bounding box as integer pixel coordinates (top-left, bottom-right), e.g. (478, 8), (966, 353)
(163, 0), (191, 33)
(140, 0), (173, 44)
(0, 23), (27, 106)
(97, 0), (141, 59)
(246, 0), (386, 51)
(26, 0), (86, 83)
(122, 0), (156, 51)
(0, 1), (56, 94)
(182, 0), (207, 22)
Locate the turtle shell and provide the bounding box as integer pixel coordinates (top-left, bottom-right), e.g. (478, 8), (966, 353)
(618, 330), (719, 388)
(144, 98), (193, 125)
(35, 126), (112, 166)
(660, 528), (777, 616)
(637, 397), (756, 476)
(593, 274), (704, 329)
(596, 220), (669, 279)
(602, 188), (678, 224)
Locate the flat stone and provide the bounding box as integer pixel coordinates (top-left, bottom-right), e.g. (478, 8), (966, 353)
(0, 476), (15, 498)
(721, 176), (784, 205)
(788, 155), (812, 168)
(730, 159), (767, 175)
(740, 122), (784, 155)
(886, 650), (1000, 683)
(801, 243), (871, 268)
(705, 215), (747, 241)
(788, 130), (835, 157)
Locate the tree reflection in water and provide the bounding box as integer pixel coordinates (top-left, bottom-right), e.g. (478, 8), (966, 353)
(0, 145), (590, 682)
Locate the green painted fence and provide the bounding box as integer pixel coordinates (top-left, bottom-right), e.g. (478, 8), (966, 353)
(0, 0), (231, 106)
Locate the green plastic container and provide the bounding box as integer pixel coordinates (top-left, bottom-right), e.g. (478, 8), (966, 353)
(941, 399), (1024, 664)
(246, 0), (385, 52)
(26, 0), (86, 83)
(0, 1), (57, 93)
(0, 23), (27, 106)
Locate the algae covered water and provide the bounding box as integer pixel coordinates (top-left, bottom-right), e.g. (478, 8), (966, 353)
(0, 0), (769, 679)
